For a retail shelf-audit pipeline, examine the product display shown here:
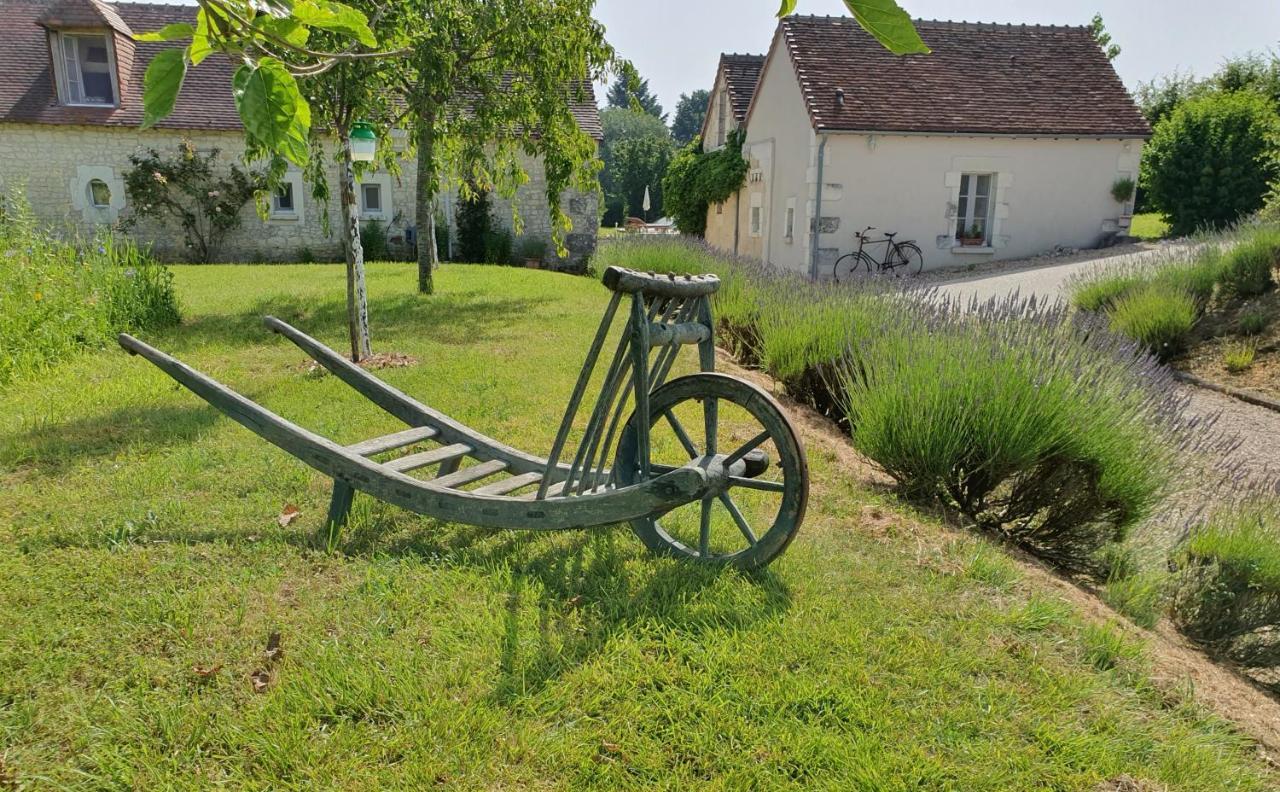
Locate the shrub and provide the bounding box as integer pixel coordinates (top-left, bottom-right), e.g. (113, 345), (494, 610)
(516, 235), (548, 262)
(1111, 176), (1136, 204)
(1142, 92), (1280, 235)
(1217, 227), (1280, 298)
(1107, 283), (1198, 360)
(120, 141), (264, 263)
(455, 185), (493, 263)
(483, 228), (514, 265)
(0, 193), (180, 384)
(359, 219), (389, 261)
(1223, 340), (1257, 372)
(595, 237), (1207, 576)
(1069, 247), (1219, 314)
(835, 299), (1193, 575)
(1238, 310), (1268, 335)
(1171, 506), (1280, 688)
(1070, 271), (1145, 312)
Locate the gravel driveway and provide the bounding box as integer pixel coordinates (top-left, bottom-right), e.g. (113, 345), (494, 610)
(929, 243), (1188, 304)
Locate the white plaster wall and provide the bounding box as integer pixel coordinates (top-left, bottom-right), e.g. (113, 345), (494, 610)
(722, 45), (814, 273)
(0, 123), (598, 265)
(810, 133), (1144, 273)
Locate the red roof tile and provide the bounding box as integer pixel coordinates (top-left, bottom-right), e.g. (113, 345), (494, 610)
(720, 53), (764, 122)
(776, 15), (1151, 137)
(1, 1), (603, 139)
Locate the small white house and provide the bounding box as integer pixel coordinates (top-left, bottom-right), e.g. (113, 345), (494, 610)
(705, 15), (1152, 277)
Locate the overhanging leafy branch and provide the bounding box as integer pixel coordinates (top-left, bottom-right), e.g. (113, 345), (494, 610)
(662, 130), (750, 237)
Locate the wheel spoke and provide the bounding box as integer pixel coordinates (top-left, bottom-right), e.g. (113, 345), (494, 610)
(728, 475), (785, 493)
(723, 430), (771, 468)
(703, 397), (718, 456)
(699, 497), (712, 556)
(718, 493), (758, 546)
(663, 409), (699, 459)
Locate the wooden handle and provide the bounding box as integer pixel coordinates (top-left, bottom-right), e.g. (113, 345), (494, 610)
(602, 266), (720, 298)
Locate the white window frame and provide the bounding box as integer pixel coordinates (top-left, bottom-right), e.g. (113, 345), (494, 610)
(52, 31), (119, 107)
(360, 183), (382, 215)
(269, 171), (305, 221)
(955, 172), (996, 244)
(356, 172), (394, 221)
(87, 179), (111, 208)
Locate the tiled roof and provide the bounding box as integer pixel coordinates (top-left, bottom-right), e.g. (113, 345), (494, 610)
(720, 53), (764, 122)
(0, 1), (603, 139)
(776, 15), (1151, 137)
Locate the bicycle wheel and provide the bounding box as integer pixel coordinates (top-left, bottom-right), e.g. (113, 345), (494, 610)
(832, 253), (860, 283)
(887, 242), (924, 276)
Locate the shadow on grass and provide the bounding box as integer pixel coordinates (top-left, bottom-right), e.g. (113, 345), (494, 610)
(374, 519), (793, 703)
(156, 290), (555, 354)
(0, 404), (220, 475)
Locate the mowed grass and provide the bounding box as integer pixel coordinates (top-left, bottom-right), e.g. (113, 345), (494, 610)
(0, 264), (1273, 790)
(1130, 213), (1172, 241)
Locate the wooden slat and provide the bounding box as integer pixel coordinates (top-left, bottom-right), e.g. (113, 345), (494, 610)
(432, 459), (508, 489)
(471, 471), (544, 496)
(518, 479), (612, 500)
(385, 443), (472, 473)
(346, 425), (438, 456)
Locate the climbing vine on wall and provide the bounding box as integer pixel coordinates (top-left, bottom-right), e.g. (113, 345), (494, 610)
(662, 129), (749, 237)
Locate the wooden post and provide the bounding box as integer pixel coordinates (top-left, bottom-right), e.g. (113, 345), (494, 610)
(339, 131), (372, 363)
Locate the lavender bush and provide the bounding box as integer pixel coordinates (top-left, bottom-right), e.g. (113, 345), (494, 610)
(594, 237), (1223, 575)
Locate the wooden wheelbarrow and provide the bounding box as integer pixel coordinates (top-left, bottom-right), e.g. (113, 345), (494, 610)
(119, 266), (808, 569)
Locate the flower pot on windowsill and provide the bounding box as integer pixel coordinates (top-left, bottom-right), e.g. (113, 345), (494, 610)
(959, 236), (986, 247)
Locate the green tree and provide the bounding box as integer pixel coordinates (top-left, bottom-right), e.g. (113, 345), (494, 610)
(1135, 72), (1204, 127)
(396, 0), (614, 293)
(600, 108), (674, 225)
(1088, 12), (1120, 61)
(1212, 53), (1280, 109)
(670, 89), (710, 146)
(1144, 91), (1280, 235)
(295, 17), (405, 361)
(606, 73), (665, 121)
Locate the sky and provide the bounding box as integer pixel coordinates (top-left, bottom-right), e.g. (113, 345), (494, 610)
(592, 0), (1280, 114)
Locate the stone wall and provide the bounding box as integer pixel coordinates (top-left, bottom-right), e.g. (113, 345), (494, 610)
(0, 122), (599, 267)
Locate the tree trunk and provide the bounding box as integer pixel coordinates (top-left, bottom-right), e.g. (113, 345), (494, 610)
(340, 134), (372, 362)
(415, 109), (439, 294)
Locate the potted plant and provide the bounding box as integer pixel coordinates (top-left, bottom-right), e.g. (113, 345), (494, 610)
(517, 236), (548, 268)
(1111, 176), (1136, 221)
(960, 224), (985, 246)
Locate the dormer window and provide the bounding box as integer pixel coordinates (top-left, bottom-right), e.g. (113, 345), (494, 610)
(53, 32), (117, 106)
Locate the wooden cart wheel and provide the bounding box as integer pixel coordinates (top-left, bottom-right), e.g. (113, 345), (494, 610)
(615, 373), (808, 570)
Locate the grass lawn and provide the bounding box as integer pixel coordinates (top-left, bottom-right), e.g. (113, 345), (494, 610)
(1129, 213), (1172, 241)
(0, 263), (1274, 789)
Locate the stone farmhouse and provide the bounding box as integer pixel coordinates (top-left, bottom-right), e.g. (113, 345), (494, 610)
(0, 0), (602, 265)
(701, 15), (1152, 277)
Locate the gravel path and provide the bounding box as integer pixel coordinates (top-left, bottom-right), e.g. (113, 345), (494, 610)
(1179, 383), (1280, 487)
(929, 242), (1188, 305)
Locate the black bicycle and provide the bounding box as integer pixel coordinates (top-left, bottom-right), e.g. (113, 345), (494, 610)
(833, 227), (924, 281)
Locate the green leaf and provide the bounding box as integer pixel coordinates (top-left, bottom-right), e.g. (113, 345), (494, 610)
(134, 23), (193, 42)
(189, 9), (214, 66)
(232, 58), (311, 166)
(141, 48), (188, 128)
(291, 0), (377, 48)
(776, 0), (797, 15)
(258, 17), (310, 48)
(842, 0), (930, 55)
